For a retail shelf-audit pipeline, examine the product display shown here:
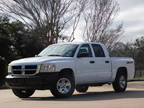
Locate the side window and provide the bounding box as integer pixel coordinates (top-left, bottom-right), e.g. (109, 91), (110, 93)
(92, 44), (105, 57)
(78, 44), (92, 57)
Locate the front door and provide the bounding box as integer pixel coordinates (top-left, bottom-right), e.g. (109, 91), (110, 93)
(75, 44), (96, 84)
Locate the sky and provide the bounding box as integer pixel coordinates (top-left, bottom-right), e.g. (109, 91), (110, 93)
(117, 0), (144, 42)
(74, 0), (144, 43)
(1, 0), (143, 43)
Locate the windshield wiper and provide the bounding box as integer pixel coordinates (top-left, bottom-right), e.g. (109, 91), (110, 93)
(47, 54), (63, 57)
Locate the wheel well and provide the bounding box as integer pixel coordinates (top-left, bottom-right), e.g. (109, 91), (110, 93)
(59, 68), (74, 77)
(117, 67), (128, 78)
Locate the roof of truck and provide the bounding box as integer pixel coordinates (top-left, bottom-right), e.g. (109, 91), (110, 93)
(56, 42), (103, 45)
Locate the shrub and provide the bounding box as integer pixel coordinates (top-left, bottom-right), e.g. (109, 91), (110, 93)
(0, 56), (7, 87)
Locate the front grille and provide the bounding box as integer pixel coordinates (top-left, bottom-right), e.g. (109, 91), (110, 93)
(12, 66), (22, 74)
(12, 65), (37, 75)
(25, 65), (38, 74)
(12, 66), (21, 69)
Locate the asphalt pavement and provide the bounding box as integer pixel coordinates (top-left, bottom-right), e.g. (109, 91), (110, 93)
(1, 81), (144, 108)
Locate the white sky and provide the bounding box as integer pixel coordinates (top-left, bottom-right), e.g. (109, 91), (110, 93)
(74, 0), (144, 43)
(117, 0), (144, 42)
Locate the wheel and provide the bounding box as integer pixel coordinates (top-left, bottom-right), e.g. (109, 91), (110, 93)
(50, 75), (75, 98)
(76, 85), (88, 93)
(112, 73), (127, 92)
(12, 89), (35, 98)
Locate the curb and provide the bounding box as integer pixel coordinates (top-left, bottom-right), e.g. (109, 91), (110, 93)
(129, 80), (144, 82)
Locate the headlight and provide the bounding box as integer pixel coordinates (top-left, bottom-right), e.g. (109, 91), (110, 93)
(39, 64), (55, 72)
(8, 66), (11, 73)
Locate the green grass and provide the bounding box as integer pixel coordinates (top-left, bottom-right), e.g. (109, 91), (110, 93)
(134, 76), (144, 80)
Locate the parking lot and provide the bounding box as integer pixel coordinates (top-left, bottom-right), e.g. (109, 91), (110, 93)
(1, 81), (144, 108)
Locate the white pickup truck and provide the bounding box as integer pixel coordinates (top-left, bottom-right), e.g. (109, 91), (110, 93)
(6, 42), (135, 98)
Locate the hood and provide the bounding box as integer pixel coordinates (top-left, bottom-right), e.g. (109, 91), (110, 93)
(9, 56), (72, 66)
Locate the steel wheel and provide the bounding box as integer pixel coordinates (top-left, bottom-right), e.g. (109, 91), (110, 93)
(119, 75), (126, 89)
(113, 72), (127, 92)
(50, 75), (75, 98)
(57, 78), (71, 94)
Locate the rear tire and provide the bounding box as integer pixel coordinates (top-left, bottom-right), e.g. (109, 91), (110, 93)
(112, 72), (127, 92)
(12, 89), (35, 98)
(76, 85), (88, 93)
(50, 75), (75, 98)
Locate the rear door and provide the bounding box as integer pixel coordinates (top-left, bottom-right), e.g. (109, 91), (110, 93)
(91, 44), (112, 82)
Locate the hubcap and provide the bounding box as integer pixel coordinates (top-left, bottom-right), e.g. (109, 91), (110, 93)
(57, 78), (71, 94)
(21, 90), (27, 93)
(119, 75), (126, 89)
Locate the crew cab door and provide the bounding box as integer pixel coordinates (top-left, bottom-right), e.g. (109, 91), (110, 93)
(75, 44), (96, 84)
(91, 44), (112, 82)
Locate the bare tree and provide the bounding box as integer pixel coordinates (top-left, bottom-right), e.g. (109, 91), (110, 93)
(82, 0), (123, 49)
(0, 0), (86, 46)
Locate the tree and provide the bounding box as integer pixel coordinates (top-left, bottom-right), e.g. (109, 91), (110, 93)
(110, 42), (135, 57)
(0, 15), (12, 62)
(9, 21), (44, 58)
(134, 37), (144, 70)
(0, 56), (7, 87)
(0, 15), (44, 63)
(82, 0), (123, 49)
(0, 0), (86, 46)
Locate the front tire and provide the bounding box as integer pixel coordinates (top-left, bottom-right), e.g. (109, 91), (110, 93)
(12, 89), (35, 98)
(112, 73), (127, 92)
(50, 75), (75, 98)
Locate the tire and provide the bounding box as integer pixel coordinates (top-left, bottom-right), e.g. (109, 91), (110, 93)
(112, 72), (127, 92)
(76, 85), (88, 93)
(50, 75), (75, 98)
(12, 89), (35, 98)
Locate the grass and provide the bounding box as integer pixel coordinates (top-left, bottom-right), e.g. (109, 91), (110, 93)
(132, 76), (144, 81)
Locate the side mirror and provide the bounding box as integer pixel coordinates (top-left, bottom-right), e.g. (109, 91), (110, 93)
(78, 53), (89, 58)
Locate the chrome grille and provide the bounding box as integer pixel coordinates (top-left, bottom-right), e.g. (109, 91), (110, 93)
(12, 65), (37, 75)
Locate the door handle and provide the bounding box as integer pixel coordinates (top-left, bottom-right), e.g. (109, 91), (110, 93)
(105, 61), (110, 63)
(90, 61), (95, 64)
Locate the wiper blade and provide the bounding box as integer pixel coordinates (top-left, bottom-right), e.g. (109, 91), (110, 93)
(47, 54), (63, 56)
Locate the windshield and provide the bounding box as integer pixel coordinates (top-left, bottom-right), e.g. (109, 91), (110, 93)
(38, 44), (78, 57)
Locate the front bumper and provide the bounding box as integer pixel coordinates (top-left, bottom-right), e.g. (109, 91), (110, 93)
(5, 73), (59, 90)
